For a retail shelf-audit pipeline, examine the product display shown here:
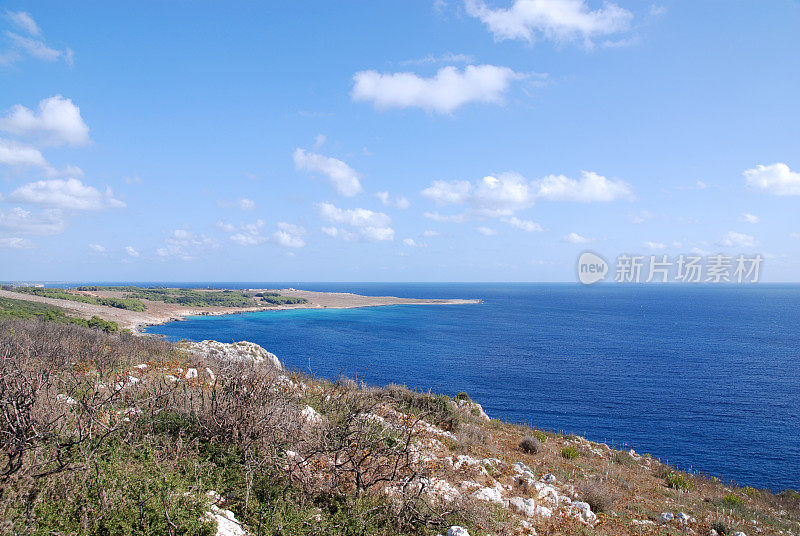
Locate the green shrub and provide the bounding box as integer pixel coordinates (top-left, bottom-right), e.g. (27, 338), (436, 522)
(665, 472), (694, 491)
(722, 493), (743, 507)
(561, 445), (580, 459)
(711, 519), (730, 534)
(533, 430), (547, 443)
(454, 391), (471, 402)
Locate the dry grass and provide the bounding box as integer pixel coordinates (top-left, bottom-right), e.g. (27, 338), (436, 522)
(1, 318), (798, 536)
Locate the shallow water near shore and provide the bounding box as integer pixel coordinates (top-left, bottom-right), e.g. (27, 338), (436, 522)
(143, 283), (800, 491)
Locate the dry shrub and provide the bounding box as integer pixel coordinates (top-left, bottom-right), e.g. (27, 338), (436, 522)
(519, 435), (541, 454)
(578, 480), (617, 513)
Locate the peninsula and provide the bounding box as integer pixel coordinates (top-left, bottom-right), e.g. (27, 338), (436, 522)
(0, 285), (480, 332)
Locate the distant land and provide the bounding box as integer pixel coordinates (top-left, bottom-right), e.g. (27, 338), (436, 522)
(0, 285), (480, 332)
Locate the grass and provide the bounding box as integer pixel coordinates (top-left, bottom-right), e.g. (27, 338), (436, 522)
(561, 445), (580, 459)
(665, 472), (694, 491)
(722, 493), (744, 507)
(10, 286), (146, 311)
(0, 296), (118, 332)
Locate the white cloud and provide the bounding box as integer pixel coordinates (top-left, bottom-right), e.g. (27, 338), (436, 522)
(6, 11), (41, 36)
(718, 231), (756, 248)
(464, 0), (633, 47)
(0, 207), (65, 234)
(644, 241), (666, 250)
(226, 220), (304, 248)
(562, 232), (593, 244)
(375, 190), (410, 209)
(229, 220), (267, 246)
(476, 226), (497, 236)
(533, 171), (633, 202)
(215, 220), (235, 233)
(422, 230), (440, 238)
(402, 238), (425, 247)
(293, 148), (363, 196)
(744, 163), (800, 196)
(317, 202), (394, 241)
(0, 138), (80, 177)
(0, 138), (48, 168)
(125, 246), (139, 258)
(423, 211), (468, 223)
(503, 216), (543, 232)
(6, 178), (124, 210)
(739, 212), (760, 224)
(632, 209), (656, 224)
(321, 226), (358, 241)
(88, 243), (105, 253)
(0, 96), (89, 146)
(400, 52), (476, 66)
(237, 197), (255, 210)
(272, 222), (306, 248)
(0, 236), (33, 249)
(352, 64), (522, 114)
(422, 170), (631, 222)
(422, 180), (473, 205)
(156, 228), (218, 260)
(314, 133), (326, 149)
(1, 12), (73, 66)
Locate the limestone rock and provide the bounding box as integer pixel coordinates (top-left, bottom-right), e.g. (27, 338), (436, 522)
(186, 340), (282, 369)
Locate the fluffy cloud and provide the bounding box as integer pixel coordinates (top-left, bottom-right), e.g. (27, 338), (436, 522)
(739, 212), (760, 224)
(0, 207), (66, 234)
(352, 65), (522, 114)
(562, 232), (593, 243)
(237, 197), (255, 210)
(88, 243), (105, 253)
(1, 11), (73, 66)
(533, 171), (633, 202)
(0, 96), (89, 146)
(0, 138), (48, 168)
(464, 0), (633, 46)
(422, 230), (440, 237)
(5, 178), (124, 210)
(421, 170), (631, 222)
(156, 228), (219, 260)
(0, 236), (33, 249)
(318, 202), (394, 242)
(230, 220), (268, 246)
(226, 220), (305, 248)
(402, 238), (424, 247)
(293, 148), (363, 196)
(503, 216), (543, 232)
(718, 231), (756, 248)
(375, 191), (410, 209)
(744, 163), (800, 196)
(272, 222), (306, 248)
(124, 246), (139, 258)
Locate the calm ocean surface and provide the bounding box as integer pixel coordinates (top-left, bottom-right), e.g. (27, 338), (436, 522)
(141, 283), (800, 491)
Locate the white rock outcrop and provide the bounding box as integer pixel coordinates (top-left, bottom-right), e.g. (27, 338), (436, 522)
(446, 527), (470, 536)
(186, 340), (282, 369)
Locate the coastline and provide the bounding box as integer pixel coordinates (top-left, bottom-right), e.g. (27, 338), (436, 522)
(0, 288), (481, 334)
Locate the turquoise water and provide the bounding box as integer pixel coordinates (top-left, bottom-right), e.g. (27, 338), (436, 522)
(143, 283), (800, 491)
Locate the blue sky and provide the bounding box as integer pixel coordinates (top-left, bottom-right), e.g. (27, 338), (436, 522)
(1, 1), (798, 282)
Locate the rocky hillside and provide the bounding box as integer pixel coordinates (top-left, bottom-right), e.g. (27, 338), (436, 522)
(0, 318), (797, 536)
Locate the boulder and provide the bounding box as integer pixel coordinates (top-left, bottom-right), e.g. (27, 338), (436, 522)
(186, 340), (282, 369)
(570, 501), (596, 523)
(446, 527), (470, 536)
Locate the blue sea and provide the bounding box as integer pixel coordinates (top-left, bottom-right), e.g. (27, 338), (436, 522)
(140, 283), (800, 491)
